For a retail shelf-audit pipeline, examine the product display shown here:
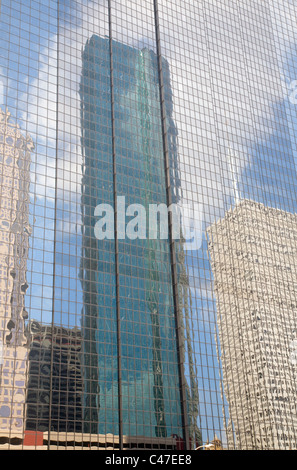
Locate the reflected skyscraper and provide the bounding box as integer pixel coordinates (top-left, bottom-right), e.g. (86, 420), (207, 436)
(207, 200), (297, 449)
(25, 321), (83, 435)
(79, 35), (196, 444)
(0, 108), (32, 346)
(0, 108), (32, 438)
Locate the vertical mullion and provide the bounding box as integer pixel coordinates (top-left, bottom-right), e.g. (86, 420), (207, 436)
(108, 0), (123, 451)
(48, 0), (60, 450)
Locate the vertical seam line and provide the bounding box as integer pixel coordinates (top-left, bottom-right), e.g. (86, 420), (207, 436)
(108, 0), (123, 451)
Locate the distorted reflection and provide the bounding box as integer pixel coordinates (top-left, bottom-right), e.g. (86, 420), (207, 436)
(79, 35), (199, 443)
(0, 108), (33, 439)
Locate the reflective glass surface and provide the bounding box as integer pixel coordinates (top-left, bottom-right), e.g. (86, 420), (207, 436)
(1, 0), (297, 450)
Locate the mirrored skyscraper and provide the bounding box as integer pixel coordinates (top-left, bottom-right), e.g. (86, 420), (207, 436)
(1, 0), (297, 450)
(207, 200), (297, 449)
(79, 35), (200, 446)
(0, 108), (32, 439)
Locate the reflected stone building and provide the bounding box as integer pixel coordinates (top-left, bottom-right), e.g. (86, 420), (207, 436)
(0, 109), (32, 438)
(0, 108), (32, 346)
(207, 200), (297, 450)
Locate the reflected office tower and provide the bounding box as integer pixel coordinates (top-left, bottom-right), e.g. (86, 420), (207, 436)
(207, 200), (297, 450)
(79, 36), (198, 445)
(0, 108), (33, 438)
(25, 321), (83, 435)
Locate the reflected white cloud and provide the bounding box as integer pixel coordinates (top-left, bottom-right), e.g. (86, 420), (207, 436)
(0, 67), (10, 107)
(18, 0), (297, 232)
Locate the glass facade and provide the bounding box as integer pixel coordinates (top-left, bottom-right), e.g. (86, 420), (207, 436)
(0, 0), (297, 450)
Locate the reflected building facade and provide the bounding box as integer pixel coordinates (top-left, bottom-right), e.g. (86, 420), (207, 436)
(79, 35), (197, 444)
(25, 321), (83, 434)
(0, 108), (32, 347)
(1, 0), (297, 450)
(0, 108), (32, 439)
(207, 200), (297, 449)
